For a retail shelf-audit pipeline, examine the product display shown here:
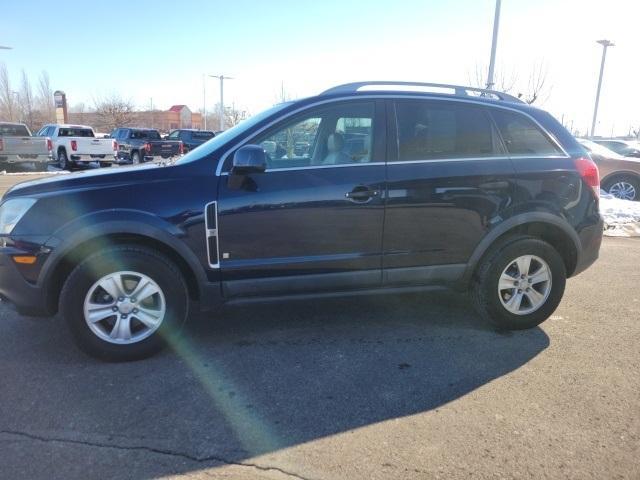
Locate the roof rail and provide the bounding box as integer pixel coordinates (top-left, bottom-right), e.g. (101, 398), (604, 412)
(320, 81), (524, 103)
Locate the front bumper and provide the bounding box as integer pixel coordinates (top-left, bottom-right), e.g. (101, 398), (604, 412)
(0, 240), (52, 316)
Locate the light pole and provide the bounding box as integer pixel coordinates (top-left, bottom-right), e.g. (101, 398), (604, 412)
(209, 75), (233, 131)
(591, 39), (615, 138)
(202, 74), (207, 130)
(485, 0), (502, 89)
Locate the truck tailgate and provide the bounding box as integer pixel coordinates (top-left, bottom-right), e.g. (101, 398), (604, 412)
(1, 137), (49, 156)
(75, 138), (115, 155)
(149, 141), (181, 157)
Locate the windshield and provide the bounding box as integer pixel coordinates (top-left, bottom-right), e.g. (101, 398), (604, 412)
(175, 102), (292, 165)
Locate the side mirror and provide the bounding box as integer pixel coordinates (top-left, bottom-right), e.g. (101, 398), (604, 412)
(231, 145), (267, 175)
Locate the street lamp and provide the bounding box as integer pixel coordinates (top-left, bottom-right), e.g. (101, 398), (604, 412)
(485, 0), (501, 90)
(209, 75), (233, 131)
(590, 39), (615, 138)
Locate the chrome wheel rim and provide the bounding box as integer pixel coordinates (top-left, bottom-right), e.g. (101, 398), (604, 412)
(83, 271), (166, 344)
(498, 255), (552, 315)
(609, 181), (636, 201)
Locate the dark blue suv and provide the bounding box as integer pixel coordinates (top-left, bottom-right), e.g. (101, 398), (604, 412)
(0, 82), (603, 360)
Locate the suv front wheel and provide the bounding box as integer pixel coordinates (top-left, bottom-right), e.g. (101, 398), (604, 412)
(60, 245), (189, 361)
(471, 237), (566, 330)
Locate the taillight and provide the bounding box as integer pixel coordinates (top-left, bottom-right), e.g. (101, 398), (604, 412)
(0, 139), (3, 151)
(179, 142), (184, 155)
(113, 140), (118, 151)
(46, 138), (53, 151)
(70, 140), (78, 151)
(144, 142), (151, 153)
(574, 156), (600, 198)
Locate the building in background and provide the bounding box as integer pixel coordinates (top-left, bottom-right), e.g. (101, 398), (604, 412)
(68, 104), (202, 134)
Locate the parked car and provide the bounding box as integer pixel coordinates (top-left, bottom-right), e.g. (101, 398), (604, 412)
(578, 138), (640, 201)
(592, 139), (640, 158)
(166, 129), (215, 153)
(111, 128), (183, 164)
(0, 81), (603, 361)
(36, 124), (117, 170)
(0, 122), (52, 171)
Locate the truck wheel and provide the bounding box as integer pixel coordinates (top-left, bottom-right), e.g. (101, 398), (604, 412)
(471, 236), (566, 330)
(58, 149), (70, 170)
(131, 151), (141, 164)
(99, 162), (112, 168)
(60, 246), (189, 361)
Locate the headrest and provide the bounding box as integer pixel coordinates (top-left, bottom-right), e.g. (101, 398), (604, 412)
(327, 132), (345, 152)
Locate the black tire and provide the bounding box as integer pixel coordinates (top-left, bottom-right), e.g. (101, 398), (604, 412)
(60, 246), (189, 361)
(471, 236), (566, 330)
(99, 161), (112, 168)
(602, 175), (640, 201)
(131, 151), (141, 164)
(58, 149), (70, 170)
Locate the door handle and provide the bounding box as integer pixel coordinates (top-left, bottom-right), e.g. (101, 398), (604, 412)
(345, 186), (380, 203)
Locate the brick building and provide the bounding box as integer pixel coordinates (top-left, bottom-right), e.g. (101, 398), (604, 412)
(68, 105), (202, 134)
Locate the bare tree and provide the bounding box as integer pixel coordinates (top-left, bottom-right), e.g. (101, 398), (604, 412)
(94, 94), (136, 131)
(37, 71), (55, 123)
(18, 70), (37, 130)
(516, 63), (550, 105)
(468, 64), (517, 93)
(468, 61), (550, 105)
(69, 102), (86, 124)
(0, 63), (17, 121)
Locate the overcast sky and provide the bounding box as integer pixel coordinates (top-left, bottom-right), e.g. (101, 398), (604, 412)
(2, 0), (638, 136)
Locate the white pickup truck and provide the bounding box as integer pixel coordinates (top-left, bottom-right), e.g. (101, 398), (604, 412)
(36, 124), (117, 170)
(0, 122), (52, 171)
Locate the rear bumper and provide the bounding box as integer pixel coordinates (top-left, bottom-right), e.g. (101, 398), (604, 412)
(0, 154), (52, 164)
(69, 154), (116, 163)
(572, 215), (604, 277)
(0, 248), (51, 316)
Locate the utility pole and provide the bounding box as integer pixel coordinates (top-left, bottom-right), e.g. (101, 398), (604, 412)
(591, 39), (615, 138)
(202, 74), (207, 130)
(209, 75), (233, 131)
(486, 0), (502, 90)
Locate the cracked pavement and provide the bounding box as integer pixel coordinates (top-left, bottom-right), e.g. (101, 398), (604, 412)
(0, 237), (639, 479)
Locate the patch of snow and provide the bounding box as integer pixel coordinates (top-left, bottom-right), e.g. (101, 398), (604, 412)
(600, 193), (640, 237)
(0, 170), (69, 176)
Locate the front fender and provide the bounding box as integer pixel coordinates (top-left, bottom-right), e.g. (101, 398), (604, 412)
(38, 209), (208, 291)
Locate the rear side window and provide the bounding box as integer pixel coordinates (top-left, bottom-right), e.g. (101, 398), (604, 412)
(58, 128), (94, 137)
(395, 101), (496, 161)
(192, 131), (214, 140)
(491, 110), (563, 156)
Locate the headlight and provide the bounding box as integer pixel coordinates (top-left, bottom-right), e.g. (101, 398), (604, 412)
(0, 198), (37, 234)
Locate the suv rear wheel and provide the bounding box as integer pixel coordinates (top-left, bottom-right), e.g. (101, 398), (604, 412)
(603, 175), (639, 201)
(60, 246), (189, 361)
(471, 236), (566, 330)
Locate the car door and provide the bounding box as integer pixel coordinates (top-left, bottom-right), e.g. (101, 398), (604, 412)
(382, 98), (518, 286)
(215, 100), (386, 298)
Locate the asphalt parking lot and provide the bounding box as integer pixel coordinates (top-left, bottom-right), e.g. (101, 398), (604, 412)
(0, 175), (638, 480)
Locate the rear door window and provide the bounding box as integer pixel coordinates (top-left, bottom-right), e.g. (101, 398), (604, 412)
(394, 100), (497, 161)
(491, 110), (563, 156)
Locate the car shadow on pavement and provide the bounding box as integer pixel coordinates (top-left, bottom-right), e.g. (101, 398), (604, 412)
(0, 291), (549, 478)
